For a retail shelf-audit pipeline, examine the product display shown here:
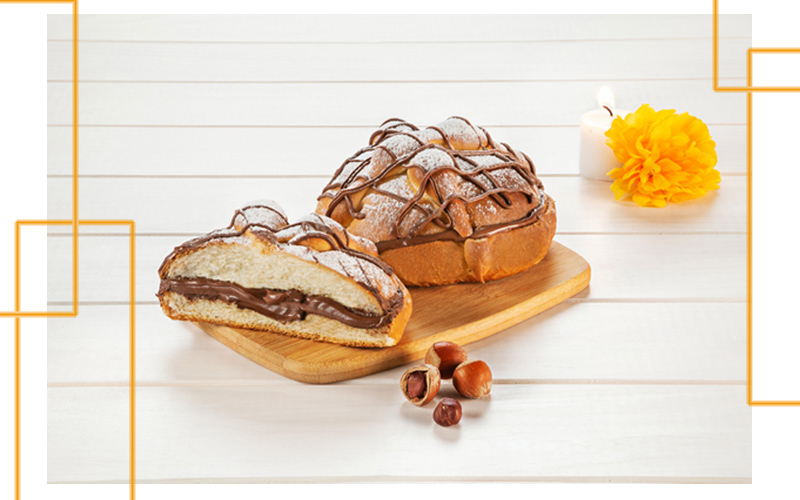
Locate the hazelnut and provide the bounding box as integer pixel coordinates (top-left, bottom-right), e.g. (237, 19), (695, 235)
(400, 364), (441, 406)
(433, 397), (462, 427)
(453, 359), (492, 399)
(424, 341), (468, 379)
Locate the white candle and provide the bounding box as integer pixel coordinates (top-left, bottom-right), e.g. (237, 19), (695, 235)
(578, 86), (629, 181)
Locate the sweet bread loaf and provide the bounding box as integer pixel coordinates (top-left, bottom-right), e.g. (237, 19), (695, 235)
(316, 116), (557, 286)
(157, 201), (412, 347)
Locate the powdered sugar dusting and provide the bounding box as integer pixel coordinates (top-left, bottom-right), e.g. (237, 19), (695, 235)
(233, 200), (288, 232)
(410, 148), (454, 172)
(488, 166), (530, 191)
(357, 180), (410, 241)
(382, 133), (424, 160)
(437, 117), (484, 148)
(310, 250), (397, 299)
(377, 174), (415, 199)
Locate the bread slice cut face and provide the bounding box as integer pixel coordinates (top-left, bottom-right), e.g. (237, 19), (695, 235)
(157, 202), (412, 348)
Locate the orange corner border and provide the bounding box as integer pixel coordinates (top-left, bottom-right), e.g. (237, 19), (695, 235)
(0, 1), (137, 498)
(714, 1), (800, 406)
(17, 220), (136, 498)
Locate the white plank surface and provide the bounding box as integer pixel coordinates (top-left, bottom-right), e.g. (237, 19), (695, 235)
(45, 14), (751, 484)
(47, 124), (747, 176)
(45, 176), (747, 234)
(48, 384), (750, 483)
(47, 80), (746, 127)
(47, 14), (752, 42)
(45, 233), (746, 305)
(47, 37), (752, 82)
(47, 302), (746, 385)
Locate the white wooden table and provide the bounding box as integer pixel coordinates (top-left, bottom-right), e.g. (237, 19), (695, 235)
(46, 14), (751, 483)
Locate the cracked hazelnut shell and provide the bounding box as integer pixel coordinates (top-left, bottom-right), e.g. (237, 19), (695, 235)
(400, 364), (441, 406)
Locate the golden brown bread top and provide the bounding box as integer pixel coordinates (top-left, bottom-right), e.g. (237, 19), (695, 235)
(316, 117), (550, 244)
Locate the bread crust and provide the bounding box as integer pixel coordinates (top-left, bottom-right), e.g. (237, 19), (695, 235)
(379, 195), (556, 286)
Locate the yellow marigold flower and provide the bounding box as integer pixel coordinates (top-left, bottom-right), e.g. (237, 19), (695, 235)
(604, 104), (720, 207)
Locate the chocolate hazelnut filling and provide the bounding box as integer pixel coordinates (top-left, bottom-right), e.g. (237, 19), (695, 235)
(158, 277), (398, 329)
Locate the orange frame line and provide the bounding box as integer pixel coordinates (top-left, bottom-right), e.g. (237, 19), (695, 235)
(8, 220), (77, 318)
(0, 0), (79, 318)
(714, 1), (800, 405)
(2, 0), (82, 499)
(713, 0), (800, 92)
(13, 221), (137, 500)
(0, 1), (135, 498)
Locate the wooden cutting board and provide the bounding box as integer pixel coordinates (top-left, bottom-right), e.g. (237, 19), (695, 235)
(195, 241), (590, 384)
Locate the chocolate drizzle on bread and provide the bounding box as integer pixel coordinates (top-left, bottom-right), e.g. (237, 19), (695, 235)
(373, 202), (546, 252)
(318, 116), (550, 244)
(316, 117), (557, 286)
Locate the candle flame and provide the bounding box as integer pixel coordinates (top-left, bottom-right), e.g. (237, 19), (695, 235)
(597, 86), (615, 109)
